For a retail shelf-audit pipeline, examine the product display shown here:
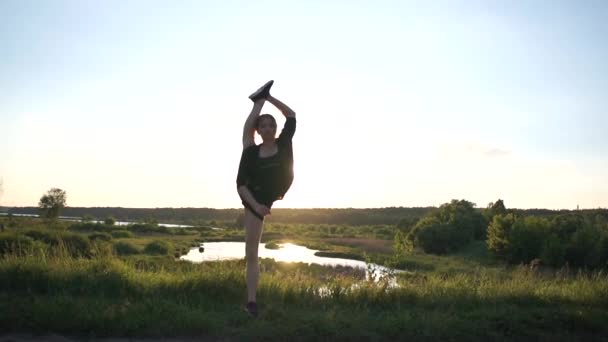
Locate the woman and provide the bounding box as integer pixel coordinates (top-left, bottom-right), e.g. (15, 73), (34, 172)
(236, 80), (296, 317)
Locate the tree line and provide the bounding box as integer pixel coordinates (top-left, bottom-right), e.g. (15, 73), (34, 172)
(3, 204), (433, 226)
(394, 199), (608, 269)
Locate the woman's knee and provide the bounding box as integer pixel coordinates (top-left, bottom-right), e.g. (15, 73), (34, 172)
(244, 207), (264, 225)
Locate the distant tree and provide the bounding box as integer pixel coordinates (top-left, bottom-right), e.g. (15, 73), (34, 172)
(415, 223), (470, 254)
(508, 216), (549, 263)
(436, 199), (488, 240)
(38, 188), (67, 219)
(0, 177), (4, 230)
(401, 199), (488, 254)
(487, 199), (507, 217)
(551, 214), (585, 239)
(540, 234), (566, 267)
(104, 217), (116, 225)
(396, 216), (418, 233)
(393, 230), (410, 254)
(593, 214), (608, 231)
(487, 213), (516, 258)
(143, 217), (158, 225)
(81, 215), (94, 223)
(565, 224), (603, 268)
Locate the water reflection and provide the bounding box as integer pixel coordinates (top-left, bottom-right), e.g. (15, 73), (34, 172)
(180, 242), (400, 282)
(0, 213), (197, 228)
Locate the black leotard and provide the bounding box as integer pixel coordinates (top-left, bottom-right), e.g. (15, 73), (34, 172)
(237, 117), (296, 219)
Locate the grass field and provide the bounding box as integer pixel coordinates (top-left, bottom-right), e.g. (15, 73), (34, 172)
(1, 217), (607, 341)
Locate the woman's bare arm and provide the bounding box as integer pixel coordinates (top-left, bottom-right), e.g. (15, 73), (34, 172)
(267, 95), (295, 118)
(242, 98), (265, 149)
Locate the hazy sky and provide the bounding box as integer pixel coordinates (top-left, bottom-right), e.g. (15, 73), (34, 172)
(1, 0), (607, 209)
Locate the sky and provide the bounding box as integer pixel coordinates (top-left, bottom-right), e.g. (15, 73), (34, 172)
(1, 0), (607, 210)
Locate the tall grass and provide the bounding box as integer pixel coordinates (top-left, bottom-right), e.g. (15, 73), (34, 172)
(2, 254), (607, 340)
(1, 224), (608, 340)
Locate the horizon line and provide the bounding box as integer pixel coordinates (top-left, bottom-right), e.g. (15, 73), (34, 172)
(1, 205), (605, 211)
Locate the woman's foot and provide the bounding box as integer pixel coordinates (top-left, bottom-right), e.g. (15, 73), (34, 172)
(249, 80), (274, 102)
(245, 301), (258, 317)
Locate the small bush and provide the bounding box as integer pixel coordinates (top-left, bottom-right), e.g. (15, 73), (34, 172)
(265, 241), (281, 249)
(88, 232), (112, 242)
(540, 234), (566, 267)
(421, 223), (462, 254)
(128, 223), (170, 234)
(405, 217), (462, 254)
(565, 225), (603, 268)
(400, 200), (486, 255)
(0, 232), (35, 256)
(143, 240), (172, 255)
(173, 229), (196, 236)
(506, 216), (549, 264)
(69, 222), (112, 233)
(24, 229), (92, 257)
(314, 251), (365, 261)
(111, 230), (134, 238)
(113, 241), (140, 255)
(60, 233), (93, 257)
(487, 214), (516, 258)
(24, 229), (60, 245)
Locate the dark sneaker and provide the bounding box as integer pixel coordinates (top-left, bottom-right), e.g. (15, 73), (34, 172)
(245, 301), (258, 317)
(249, 80), (274, 102)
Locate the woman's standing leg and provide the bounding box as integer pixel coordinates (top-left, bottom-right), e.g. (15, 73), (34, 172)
(244, 207), (264, 305)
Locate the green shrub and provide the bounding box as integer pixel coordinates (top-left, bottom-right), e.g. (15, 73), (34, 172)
(404, 217), (464, 255)
(486, 214), (516, 259)
(69, 222), (111, 233)
(551, 214), (585, 239)
(23, 229), (91, 257)
(565, 225), (603, 268)
(540, 234), (566, 267)
(599, 235), (608, 267)
(314, 251), (365, 261)
(507, 216), (549, 264)
(0, 232), (34, 256)
(127, 223), (170, 234)
(24, 229), (60, 245)
(435, 199), (488, 240)
(401, 200), (487, 255)
(88, 232), (112, 242)
(111, 230), (134, 238)
(417, 222), (459, 254)
(113, 241), (140, 255)
(60, 233), (93, 257)
(265, 241), (280, 249)
(143, 240), (172, 255)
(393, 230), (410, 255)
(489, 213), (608, 269)
(173, 229), (196, 236)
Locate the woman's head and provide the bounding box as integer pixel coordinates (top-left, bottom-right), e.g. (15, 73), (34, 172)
(256, 114), (277, 141)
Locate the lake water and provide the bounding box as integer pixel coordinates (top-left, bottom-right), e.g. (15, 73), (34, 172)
(0, 213), (195, 228)
(180, 242), (399, 281)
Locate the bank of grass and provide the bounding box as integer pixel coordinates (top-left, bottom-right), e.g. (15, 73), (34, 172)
(1, 242), (608, 340)
(2, 218), (608, 340)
